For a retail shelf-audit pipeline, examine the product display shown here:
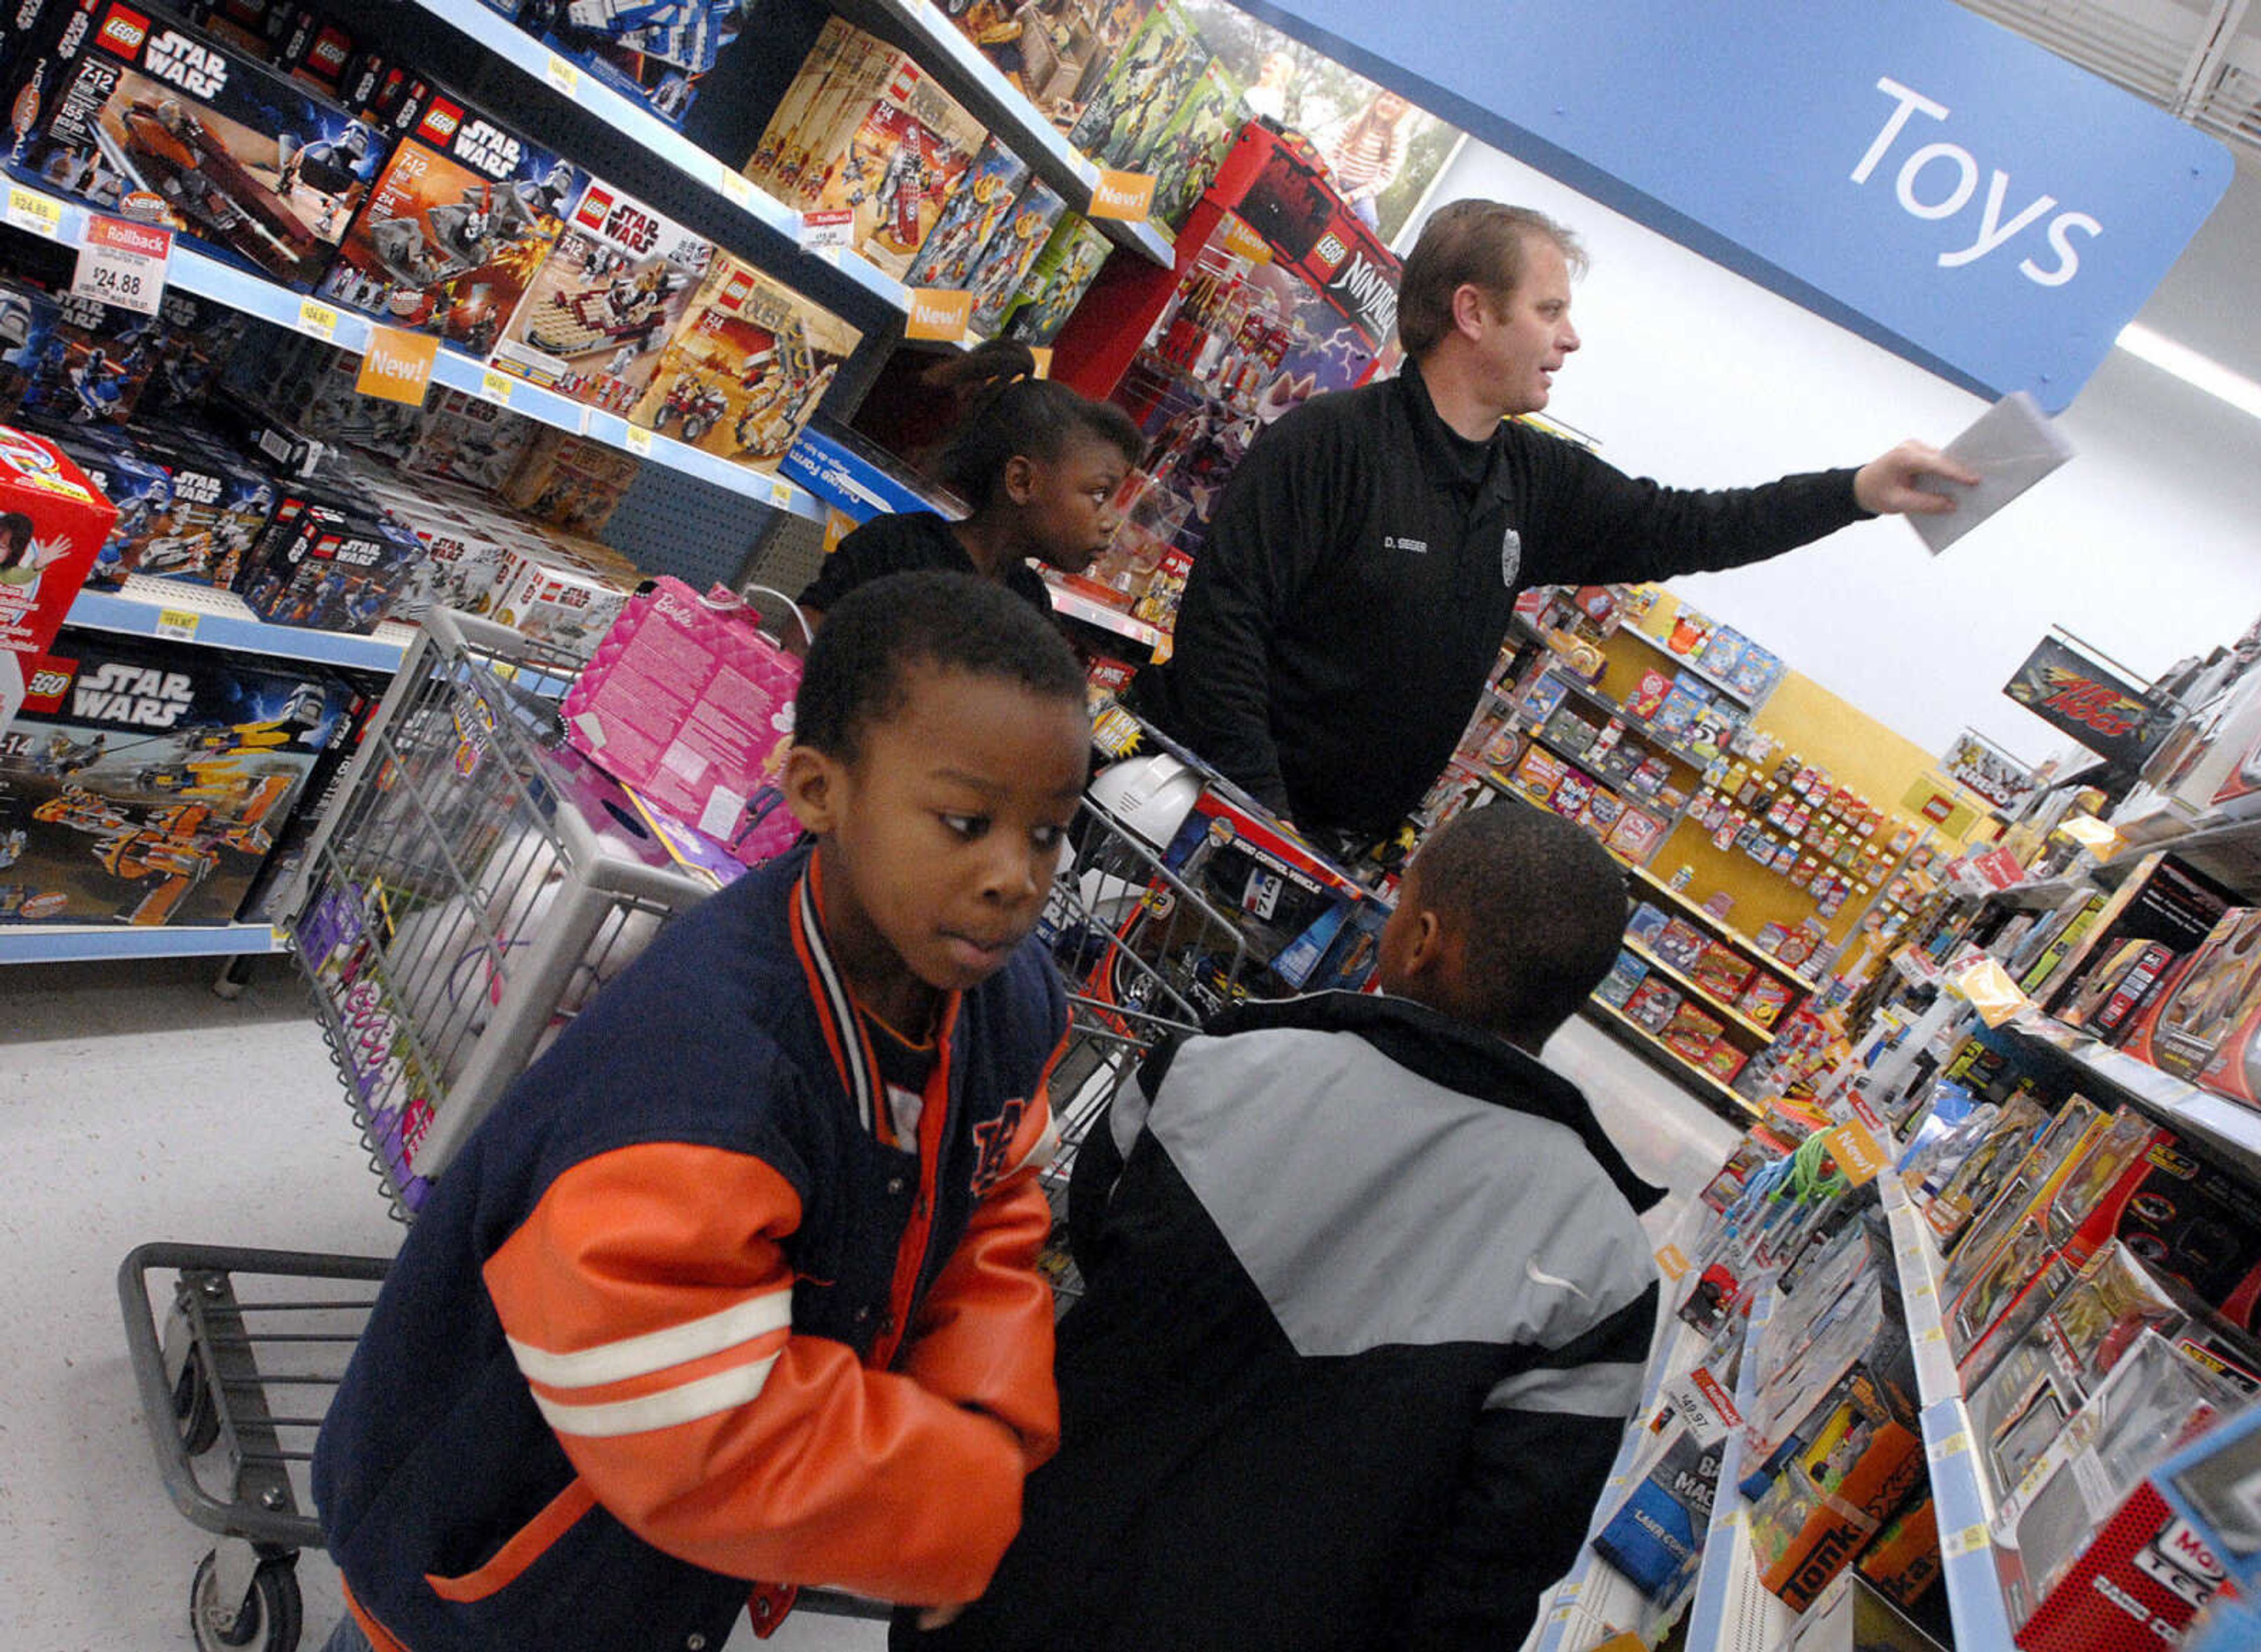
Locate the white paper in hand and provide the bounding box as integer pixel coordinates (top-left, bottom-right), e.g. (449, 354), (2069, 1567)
(1910, 390), (2074, 555)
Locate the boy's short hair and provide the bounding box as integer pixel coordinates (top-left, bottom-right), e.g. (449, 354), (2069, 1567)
(794, 569), (1088, 763)
(1397, 200), (1587, 359)
(1413, 801), (1627, 1044)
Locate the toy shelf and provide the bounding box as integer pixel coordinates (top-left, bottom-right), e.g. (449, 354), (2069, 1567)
(1620, 940), (1781, 1043)
(1627, 865), (1822, 993)
(845, 0), (1179, 267)
(1037, 573), (1168, 651)
(1527, 1200), (1715, 1652)
(0, 922), (286, 966)
(2001, 1009), (2261, 1180)
(65, 577), (415, 674)
(1545, 671), (1713, 772)
(1876, 1170), (2020, 1651)
(1584, 999), (1757, 1117)
(1616, 624), (1762, 706)
(4, 183), (827, 527)
(1682, 1286), (1801, 1652)
(399, 0), (910, 313)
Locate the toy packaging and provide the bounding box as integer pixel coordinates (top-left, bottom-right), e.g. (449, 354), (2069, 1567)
(2033, 854), (2241, 1019)
(1921, 1093), (2049, 1252)
(1594, 948), (1649, 1010)
(1608, 805), (1669, 862)
(625, 253), (860, 472)
(2127, 904), (2261, 1108)
(966, 181), (1066, 336)
(1145, 59), (1241, 231)
(320, 88), (584, 355)
(399, 388), (535, 493)
(1696, 625), (1749, 685)
(2, 283), (164, 430)
(1653, 679), (1713, 738)
(1855, 1494), (1941, 1608)
(513, 0), (748, 128)
(2157, 1389), (2261, 1598)
(1692, 941), (1755, 1007)
(238, 493), (420, 633)
(117, 421), (276, 587)
(904, 137), (1030, 293)
(1507, 745), (1566, 807)
(1002, 214), (1110, 346)
(496, 425), (641, 538)
(1627, 901), (1669, 947)
(1656, 917), (1709, 976)
(491, 178), (715, 415)
(943, 0), (1154, 136)
(1625, 977), (1682, 1034)
(1737, 973), (1797, 1030)
(1660, 1002), (1725, 1062)
(1067, 1), (1208, 175)
(484, 536), (634, 656)
(1748, 1366), (1924, 1610)
(0, 424), (118, 672)
(0, 626), (350, 925)
(6, 1), (385, 289)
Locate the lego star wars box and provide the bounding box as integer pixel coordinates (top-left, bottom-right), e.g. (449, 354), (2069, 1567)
(0, 626), (350, 926)
(107, 420), (274, 585)
(0, 281), (164, 430)
(625, 251), (861, 472)
(0, 423), (117, 671)
(490, 178), (715, 415)
(319, 87), (584, 356)
(31, 421), (167, 584)
(5, 1), (385, 289)
(515, 0), (747, 128)
(495, 425), (640, 537)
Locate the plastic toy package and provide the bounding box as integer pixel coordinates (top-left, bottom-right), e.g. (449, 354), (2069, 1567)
(0, 626), (349, 927)
(514, 0), (749, 128)
(5, 0), (386, 289)
(320, 87), (584, 355)
(490, 178), (715, 415)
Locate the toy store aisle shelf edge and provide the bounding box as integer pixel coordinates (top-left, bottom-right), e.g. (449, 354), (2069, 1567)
(844, 0), (1177, 265)
(68, 580), (414, 674)
(395, 0), (916, 312)
(2002, 1009), (2261, 1180)
(1878, 1169), (2021, 1650)
(0, 921), (286, 966)
(4, 183), (828, 526)
(1682, 1288), (1795, 1652)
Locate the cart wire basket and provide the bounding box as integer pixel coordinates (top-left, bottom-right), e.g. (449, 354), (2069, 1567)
(281, 607), (714, 1218)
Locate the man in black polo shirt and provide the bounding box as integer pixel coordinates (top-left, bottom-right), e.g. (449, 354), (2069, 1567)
(1132, 200), (1978, 845)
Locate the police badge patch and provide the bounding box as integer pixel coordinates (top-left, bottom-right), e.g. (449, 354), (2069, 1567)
(1500, 526), (1523, 588)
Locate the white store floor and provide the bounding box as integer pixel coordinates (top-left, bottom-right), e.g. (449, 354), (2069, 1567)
(1, 956), (1738, 1652)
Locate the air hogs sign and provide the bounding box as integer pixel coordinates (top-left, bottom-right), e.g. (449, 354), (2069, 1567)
(2003, 636), (2164, 766)
(1234, 0), (2232, 410)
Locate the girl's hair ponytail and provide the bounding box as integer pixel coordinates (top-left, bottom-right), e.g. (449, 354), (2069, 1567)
(937, 375), (1145, 510)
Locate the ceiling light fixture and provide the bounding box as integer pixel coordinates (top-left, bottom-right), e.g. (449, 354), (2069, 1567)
(2115, 322), (2261, 420)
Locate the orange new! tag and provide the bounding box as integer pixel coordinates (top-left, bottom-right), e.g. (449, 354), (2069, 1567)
(1219, 212), (1273, 264)
(906, 288), (973, 342)
(1088, 169), (1155, 221)
(356, 326), (439, 405)
(1655, 1243), (1691, 1281)
(1826, 1119), (1888, 1186)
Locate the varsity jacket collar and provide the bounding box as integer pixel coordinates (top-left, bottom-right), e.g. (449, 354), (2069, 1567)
(1188, 990), (1667, 1212)
(1393, 359), (1516, 512)
(786, 847), (963, 1150)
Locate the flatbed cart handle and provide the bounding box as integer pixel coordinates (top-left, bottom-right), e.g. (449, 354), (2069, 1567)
(118, 1243), (391, 1550)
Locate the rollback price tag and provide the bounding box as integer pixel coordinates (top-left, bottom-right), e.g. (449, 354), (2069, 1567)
(800, 208), (853, 253)
(71, 215), (171, 316)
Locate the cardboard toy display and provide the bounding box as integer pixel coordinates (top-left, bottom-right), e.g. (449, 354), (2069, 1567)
(966, 182), (1067, 336)
(624, 253), (861, 472)
(319, 88), (584, 355)
(490, 179), (715, 415)
(0, 424), (119, 672)
(0, 627), (350, 926)
(903, 137), (1030, 293)
(5, 0), (386, 288)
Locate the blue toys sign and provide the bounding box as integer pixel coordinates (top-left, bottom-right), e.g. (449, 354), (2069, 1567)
(1233, 0), (2234, 410)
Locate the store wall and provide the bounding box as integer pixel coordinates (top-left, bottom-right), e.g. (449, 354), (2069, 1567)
(1403, 141), (2261, 771)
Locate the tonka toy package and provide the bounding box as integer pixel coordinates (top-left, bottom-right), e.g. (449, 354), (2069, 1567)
(0, 423), (118, 675)
(625, 252), (861, 473)
(319, 87), (583, 355)
(5, 1), (386, 289)
(513, 0), (748, 128)
(490, 178), (715, 414)
(0, 626), (349, 926)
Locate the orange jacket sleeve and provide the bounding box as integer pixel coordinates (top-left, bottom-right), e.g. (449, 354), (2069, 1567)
(482, 1142), (1026, 1605)
(897, 1083), (1062, 1470)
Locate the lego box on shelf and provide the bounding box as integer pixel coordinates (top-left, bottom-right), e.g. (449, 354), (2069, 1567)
(904, 137), (1030, 293)
(514, 0), (750, 129)
(966, 182), (1066, 337)
(490, 178), (715, 416)
(0, 626), (351, 926)
(5, 1), (386, 289)
(319, 87), (584, 356)
(2, 283), (163, 430)
(625, 253), (862, 472)
(110, 420), (275, 587)
(0, 423), (118, 666)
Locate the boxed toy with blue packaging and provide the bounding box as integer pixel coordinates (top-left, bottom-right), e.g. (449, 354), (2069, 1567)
(126, 420), (276, 586)
(35, 422), (171, 585)
(0, 279), (164, 430)
(514, 0), (748, 128)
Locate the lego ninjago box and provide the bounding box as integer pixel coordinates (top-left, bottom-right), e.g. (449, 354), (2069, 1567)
(0, 627), (350, 926)
(3, 0), (387, 289)
(317, 86), (584, 357)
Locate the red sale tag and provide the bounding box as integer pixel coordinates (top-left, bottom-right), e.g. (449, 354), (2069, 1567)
(71, 214), (170, 316)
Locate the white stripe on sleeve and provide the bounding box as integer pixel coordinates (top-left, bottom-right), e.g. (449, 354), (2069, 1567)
(507, 1289), (792, 1390)
(1483, 1359), (1645, 1419)
(532, 1352), (784, 1438)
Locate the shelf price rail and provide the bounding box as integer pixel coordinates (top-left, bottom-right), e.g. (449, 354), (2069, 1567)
(2, 181), (827, 526)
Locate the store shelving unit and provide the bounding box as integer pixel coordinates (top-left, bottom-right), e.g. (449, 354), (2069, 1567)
(844, 0), (1178, 266)
(1617, 624), (1768, 708)
(1038, 572), (1169, 653)
(3, 183), (828, 526)
(396, 0), (912, 313)
(0, 923), (286, 966)
(1620, 940), (1781, 1041)
(1628, 865), (1823, 993)
(1682, 1286), (1799, 1652)
(1586, 1000), (1755, 1116)
(67, 578), (414, 674)
(2000, 1007), (2261, 1179)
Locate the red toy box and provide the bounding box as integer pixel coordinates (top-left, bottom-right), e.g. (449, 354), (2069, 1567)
(0, 425), (118, 672)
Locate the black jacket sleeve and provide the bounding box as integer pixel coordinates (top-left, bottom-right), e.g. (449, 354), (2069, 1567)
(1148, 406), (1350, 817)
(1521, 440), (1870, 590)
(1397, 1282), (1661, 1650)
(797, 513), (934, 613)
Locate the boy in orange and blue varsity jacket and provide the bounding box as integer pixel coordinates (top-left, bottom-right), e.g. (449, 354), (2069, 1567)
(311, 572), (1093, 1652)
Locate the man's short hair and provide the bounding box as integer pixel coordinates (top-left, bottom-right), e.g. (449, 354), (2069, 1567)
(1396, 200), (1587, 359)
(1412, 800), (1627, 1045)
(794, 570), (1088, 764)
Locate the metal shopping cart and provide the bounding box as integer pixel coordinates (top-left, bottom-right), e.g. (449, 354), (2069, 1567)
(118, 623), (1265, 1648)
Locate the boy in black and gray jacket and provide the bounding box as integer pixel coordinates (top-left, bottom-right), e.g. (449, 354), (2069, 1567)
(900, 799), (1666, 1652)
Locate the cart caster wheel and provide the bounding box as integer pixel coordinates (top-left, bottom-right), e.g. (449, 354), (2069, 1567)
(191, 1550), (302, 1652)
(172, 1349), (220, 1457)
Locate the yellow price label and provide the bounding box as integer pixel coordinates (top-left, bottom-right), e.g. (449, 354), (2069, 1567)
(767, 478), (796, 510)
(1942, 1522), (1990, 1560)
(545, 55), (579, 95)
(720, 170), (755, 209)
(1930, 1430), (1971, 1462)
(480, 369), (516, 406)
(1920, 1325), (1947, 1344)
(297, 298), (340, 341)
(155, 608), (201, 641)
(6, 185), (64, 238)
(625, 426), (655, 457)
(1654, 1243), (1692, 1282)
